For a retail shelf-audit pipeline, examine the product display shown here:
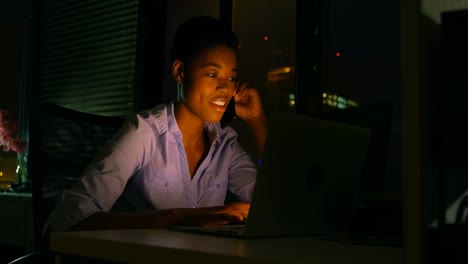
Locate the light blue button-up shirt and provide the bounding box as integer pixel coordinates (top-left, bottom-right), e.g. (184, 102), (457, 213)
(48, 102), (257, 231)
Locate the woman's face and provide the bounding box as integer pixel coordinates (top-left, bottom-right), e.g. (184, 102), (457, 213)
(179, 44), (238, 124)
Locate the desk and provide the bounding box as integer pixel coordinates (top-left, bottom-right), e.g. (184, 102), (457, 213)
(50, 229), (402, 264)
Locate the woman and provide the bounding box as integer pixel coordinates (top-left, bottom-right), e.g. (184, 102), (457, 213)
(48, 16), (268, 231)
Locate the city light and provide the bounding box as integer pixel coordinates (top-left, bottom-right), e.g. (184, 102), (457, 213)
(289, 93), (295, 107)
(322, 92), (359, 109)
(267, 66), (294, 81)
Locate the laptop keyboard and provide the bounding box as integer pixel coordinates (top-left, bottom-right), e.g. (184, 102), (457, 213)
(208, 224), (245, 231)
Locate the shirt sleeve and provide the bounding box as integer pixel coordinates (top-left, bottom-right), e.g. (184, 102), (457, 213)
(48, 115), (157, 231)
(226, 139), (258, 203)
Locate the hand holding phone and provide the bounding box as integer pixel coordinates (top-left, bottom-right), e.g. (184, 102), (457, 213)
(220, 97), (236, 128)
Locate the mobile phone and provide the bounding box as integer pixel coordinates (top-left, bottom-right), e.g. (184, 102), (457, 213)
(220, 97), (236, 128)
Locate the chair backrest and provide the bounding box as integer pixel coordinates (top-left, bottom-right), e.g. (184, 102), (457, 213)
(30, 102), (124, 250)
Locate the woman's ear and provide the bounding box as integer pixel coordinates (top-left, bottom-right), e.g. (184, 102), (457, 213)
(172, 60), (184, 83)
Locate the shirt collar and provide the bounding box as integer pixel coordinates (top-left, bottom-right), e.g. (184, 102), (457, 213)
(204, 122), (221, 145)
(166, 100), (221, 145)
(166, 101), (182, 137)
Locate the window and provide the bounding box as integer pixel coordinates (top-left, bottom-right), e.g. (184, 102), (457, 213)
(37, 0), (140, 117)
(233, 0), (297, 116)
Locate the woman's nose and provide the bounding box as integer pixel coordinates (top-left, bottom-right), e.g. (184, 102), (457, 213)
(216, 78), (229, 91)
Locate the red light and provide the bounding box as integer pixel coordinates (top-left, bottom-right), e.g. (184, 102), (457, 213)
(335, 52), (341, 57)
(263, 35), (269, 41)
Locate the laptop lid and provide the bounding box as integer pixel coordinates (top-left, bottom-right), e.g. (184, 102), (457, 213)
(242, 112), (371, 237)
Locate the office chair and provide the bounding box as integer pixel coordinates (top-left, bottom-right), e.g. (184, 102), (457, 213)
(8, 101), (124, 264)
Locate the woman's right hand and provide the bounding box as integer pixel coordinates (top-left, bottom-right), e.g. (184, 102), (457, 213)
(171, 202), (250, 227)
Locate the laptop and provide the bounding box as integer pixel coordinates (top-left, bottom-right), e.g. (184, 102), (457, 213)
(172, 112), (371, 238)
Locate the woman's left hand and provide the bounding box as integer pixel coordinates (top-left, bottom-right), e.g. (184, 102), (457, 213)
(233, 80), (265, 123)
(233, 80), (268, 157)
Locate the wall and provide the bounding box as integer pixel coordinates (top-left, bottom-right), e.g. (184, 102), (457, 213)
(418, 2), (468, 264)
(420, 0), (468, 224)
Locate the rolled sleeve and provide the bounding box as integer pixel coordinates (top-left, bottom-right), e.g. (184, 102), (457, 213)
(48, 115), (156, 231)
(48, 189), (101, 231)
(227, 141), (258, 202)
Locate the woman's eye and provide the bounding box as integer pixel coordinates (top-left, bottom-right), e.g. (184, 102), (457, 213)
(228, 77), (238, 82)
(208, 73), (217, 78)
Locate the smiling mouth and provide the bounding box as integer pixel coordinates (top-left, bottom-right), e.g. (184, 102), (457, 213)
(210, 98), (228, 112)
(210, 100), (227, 107)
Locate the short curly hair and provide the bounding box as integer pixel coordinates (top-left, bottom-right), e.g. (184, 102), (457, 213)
(170, 16), (239, 65)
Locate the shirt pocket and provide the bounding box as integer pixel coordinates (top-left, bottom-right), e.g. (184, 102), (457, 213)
(146, 172), (185, 209)
(198, 180), (228, 206)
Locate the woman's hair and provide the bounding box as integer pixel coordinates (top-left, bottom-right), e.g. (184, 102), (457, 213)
(170, 16), (239, 64)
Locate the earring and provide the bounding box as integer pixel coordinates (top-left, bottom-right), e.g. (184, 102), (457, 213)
(177, 82), (183, 99)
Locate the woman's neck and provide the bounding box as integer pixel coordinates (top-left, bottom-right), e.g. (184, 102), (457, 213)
(174, 100), (205, 145)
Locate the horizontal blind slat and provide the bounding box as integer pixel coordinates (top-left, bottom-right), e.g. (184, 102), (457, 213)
(40, 77), (132, 91)
(41, 12), (138, 42)
(40, 60), (135, 81)
(41, 55), (134, 76)
(40, 68), (135, 83)
(41, 22), (137, 51)
(41, 42), (136, 65)
(42, 0), (138, 26)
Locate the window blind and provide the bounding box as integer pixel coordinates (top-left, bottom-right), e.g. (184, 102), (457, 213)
(38, 0), (139, 117)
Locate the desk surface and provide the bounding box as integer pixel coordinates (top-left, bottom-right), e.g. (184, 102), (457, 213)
(50, 228), (402, 264)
